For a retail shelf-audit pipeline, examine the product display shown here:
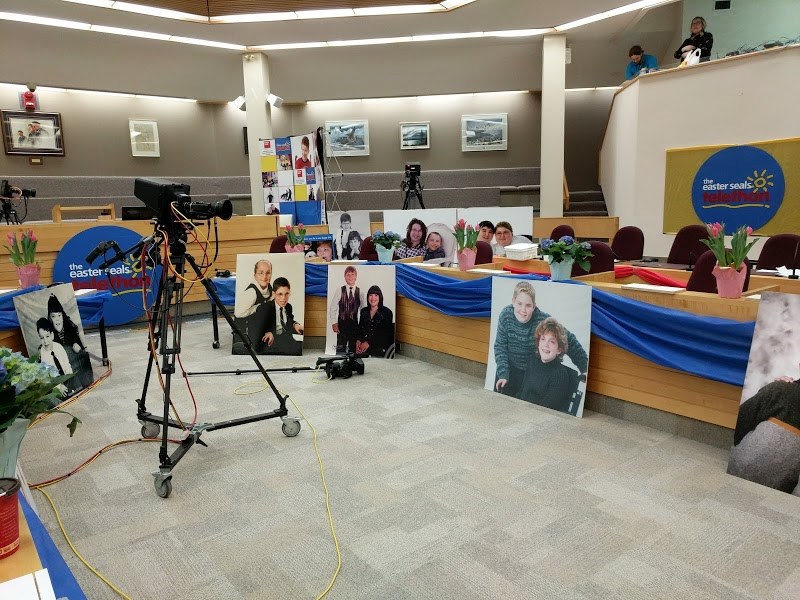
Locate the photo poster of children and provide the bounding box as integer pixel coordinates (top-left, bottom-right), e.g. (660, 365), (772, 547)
(231, 252), (305, 356)
(484, 277), (592, 417)
(727, 292), (800, 496)
(260, 133), (325, 225)
(13, 283), (96, 407)
(457, 206), (534, 245)
(329, 210), (371, 260)
(383, 208), (458, 265)
(325, 264), (396, 359)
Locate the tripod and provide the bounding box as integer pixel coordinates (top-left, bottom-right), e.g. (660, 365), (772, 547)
(401, 177), (425, 210)
(1, 198), (21, 225)
(102, 223), (301, 498)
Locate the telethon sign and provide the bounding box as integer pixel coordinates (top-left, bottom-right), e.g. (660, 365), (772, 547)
(53, 225), (160, 326)
(691, 145), (785, 230)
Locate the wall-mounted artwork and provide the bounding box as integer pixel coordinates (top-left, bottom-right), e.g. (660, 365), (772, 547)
(324, 120), (369, 156)
(1, 110), (64, 156)
(461, 113), (508, 152)
(400, 122), (430, 150)
(129, 119), (160, 157)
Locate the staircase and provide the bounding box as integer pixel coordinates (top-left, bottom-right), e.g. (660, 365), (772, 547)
(566, 190), (608, 216)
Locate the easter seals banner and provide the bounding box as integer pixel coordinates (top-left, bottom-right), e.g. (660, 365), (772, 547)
(663, 137), (798, 235)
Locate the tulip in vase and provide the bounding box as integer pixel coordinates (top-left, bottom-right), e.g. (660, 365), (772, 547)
(453, 219), (479, 271)
(284, 224), (307, 253)
(4, 230), (40, 288)
(701, 222), (757, 299)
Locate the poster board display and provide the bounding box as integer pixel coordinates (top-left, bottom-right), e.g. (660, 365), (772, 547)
(329, 210), (371, 260)
(232, 253), (305, 356)
(383, 209), (458, 265)
(728, 291), (800, 495)
(484, 278), (591, 417)
(325, 265), (395, 358)
(13, 284), (95, 405)
(260, 130), (325, 225)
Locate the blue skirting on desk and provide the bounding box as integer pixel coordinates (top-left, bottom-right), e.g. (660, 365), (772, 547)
(215, 264), (754, 387)
(20, 495), (87, 599)
(0, 287), (112, 329)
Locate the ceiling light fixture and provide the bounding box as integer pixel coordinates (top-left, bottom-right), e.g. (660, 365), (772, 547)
(555, 0), (676, 31)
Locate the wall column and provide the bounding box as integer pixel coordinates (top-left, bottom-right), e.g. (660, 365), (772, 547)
(540, 34), (567, 218)
(242, 52), (273, 215)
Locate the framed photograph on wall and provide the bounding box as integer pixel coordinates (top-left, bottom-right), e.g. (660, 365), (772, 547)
(129, 119), (160, 157)
(1, 110), (65, 156)
(324, 120), (369, 157)
(461, 113), (508, 152)
(399, 122), (430, 150)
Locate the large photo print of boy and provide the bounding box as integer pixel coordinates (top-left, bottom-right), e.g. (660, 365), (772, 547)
(728, 292), (800, 496)
(232, 253), (305, 356)
(484, 278), (592, 417)
(13, 283), (96, 407)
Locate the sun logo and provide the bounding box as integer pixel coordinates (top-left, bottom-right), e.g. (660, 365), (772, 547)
(747, 169), (774, 194)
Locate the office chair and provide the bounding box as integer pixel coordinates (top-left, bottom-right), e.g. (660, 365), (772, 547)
(359, 236), (379, 261)
(686, 249), (751, 293)
(756, 233), (800, 271)
(611, 226), (645, 260)
(571, 240), (614, 276)
(269, 235), (288, 253)
(475, 240), (494, 265)
(667, 224), (708, 266)
(550, 224), (575, 240)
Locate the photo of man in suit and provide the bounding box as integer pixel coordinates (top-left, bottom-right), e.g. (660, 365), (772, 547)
(328, 265), (365, 353)
(262, 277), (303, 355)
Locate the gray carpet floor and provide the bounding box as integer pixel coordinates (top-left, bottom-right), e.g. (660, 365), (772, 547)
(18, 318), (800, 599)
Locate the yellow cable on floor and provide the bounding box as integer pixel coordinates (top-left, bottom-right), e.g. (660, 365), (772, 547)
(35, 486), (133, 600)
(234, 376), (342, 599)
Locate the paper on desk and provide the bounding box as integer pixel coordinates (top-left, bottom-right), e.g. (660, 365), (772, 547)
(622, 283), (685, 294)
(0, 569), (56, 600)
(74, 289), (97, 296)
(776, 266), (794, 277)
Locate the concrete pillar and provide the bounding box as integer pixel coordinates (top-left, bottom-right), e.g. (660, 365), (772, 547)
(540, 34), (567, 218)
(241, 52), (273, 215)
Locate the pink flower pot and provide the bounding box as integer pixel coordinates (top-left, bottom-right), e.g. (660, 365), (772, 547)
(457, 248), (477, 271)
(16, 264), (40, 288)
(712, 264), (747, 298)
(285, 243), (305, 253)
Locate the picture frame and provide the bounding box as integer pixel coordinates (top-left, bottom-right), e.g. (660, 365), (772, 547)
(324, 120), (369, 157)
(129, 119), (160, 157)
(1, 110), (65, 156)
(461, 113), (508, 152)
(400, 122), (430, 150)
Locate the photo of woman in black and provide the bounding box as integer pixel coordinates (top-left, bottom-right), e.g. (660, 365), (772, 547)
(355, 285), (395, 358)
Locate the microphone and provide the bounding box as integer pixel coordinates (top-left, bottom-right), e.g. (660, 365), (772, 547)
(685, 252), (696, 272)
(789, 239), (800, 280)
(85, 241), (115, 264)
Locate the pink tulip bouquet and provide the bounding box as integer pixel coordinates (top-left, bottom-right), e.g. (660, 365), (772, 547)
(4, 230), (38, 267)
(701, 222), (757, 270)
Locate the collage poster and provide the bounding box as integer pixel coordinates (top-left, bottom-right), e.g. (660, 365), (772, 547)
(260, 131), (325, 225)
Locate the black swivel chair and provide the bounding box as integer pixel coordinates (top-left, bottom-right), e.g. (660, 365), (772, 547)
(667, 224), (709, 266)
(611, 226), (645, 261)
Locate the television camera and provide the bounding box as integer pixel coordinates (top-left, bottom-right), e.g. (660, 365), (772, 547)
(0, 179), (35, 225)
(315, 354), (365, 380)
(134, 177), (232, 226)
(401, 162), (425, 209)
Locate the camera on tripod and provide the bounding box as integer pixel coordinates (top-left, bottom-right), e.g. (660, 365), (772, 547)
(403, 163), (422, 189)
(134, 178), (232, 225)
(315, 354), (365, 380)
(1, 180), (36, 199)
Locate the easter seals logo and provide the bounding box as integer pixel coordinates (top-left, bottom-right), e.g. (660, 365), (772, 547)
(691, 146), (784, 230)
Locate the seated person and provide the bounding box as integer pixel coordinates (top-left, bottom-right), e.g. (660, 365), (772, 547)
(519, 317), (581, 415)
(625, 45), (658, 79)
(423, 232), (446, 261)
(478, 221), (495, 244)
(395, 218), (427, 259)
(492, 221), (529, 256)
(261, 277), (303, 355)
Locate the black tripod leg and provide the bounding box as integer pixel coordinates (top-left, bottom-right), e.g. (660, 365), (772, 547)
(211, 302), (220, 349)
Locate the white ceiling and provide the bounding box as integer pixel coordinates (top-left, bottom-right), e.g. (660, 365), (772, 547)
(0, 0), (684, 101)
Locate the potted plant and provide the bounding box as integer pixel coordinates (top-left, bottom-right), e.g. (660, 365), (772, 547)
(284, 224), (307, 253)
(701, 222), (757, 298)
(4, 230), (40, 288)
(453, 219), (479, 271)
(0, 349), (80, 478)
(539, 235), (593, 281)
(371, 230), (401, 263)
